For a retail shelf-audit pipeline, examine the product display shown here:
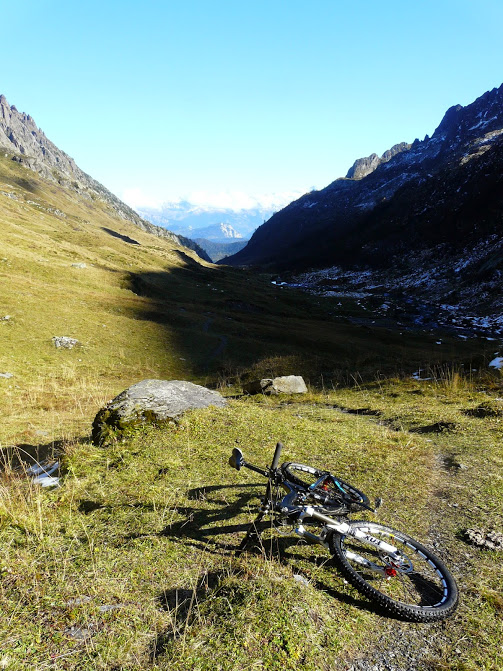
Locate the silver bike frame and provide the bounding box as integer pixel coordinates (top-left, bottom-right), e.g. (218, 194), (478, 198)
(293, 506), (408, 576)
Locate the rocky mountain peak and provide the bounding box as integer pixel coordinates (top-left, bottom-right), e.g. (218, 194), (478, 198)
(346, 153), (380, 180)
(0, 94), (211, 262)
(432, 82), (503, 143)
(346, 142), (411, 180)
(217, 223), (243, 239)
(433, 104), (464, 138)
(0, 95), (85, 182)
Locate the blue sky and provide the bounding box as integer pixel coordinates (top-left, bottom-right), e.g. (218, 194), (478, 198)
(2, 0), (503, 211)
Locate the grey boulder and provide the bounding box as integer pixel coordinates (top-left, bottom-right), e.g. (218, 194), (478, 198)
(243, 375), (307, 395)
(92, 379), (227, 446)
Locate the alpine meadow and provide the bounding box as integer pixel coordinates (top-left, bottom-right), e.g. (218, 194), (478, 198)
(1, 72), (503, 671)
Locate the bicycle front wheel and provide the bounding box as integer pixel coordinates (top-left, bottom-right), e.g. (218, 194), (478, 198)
(329, 521), (459, 622)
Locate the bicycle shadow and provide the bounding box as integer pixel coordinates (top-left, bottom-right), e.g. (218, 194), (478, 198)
(156, 482), (418, 621)
(158, 481), (389, 617)
(242, 533), (402, 619)
(150, 571), (221, 660)
(157, 482), (265, 553)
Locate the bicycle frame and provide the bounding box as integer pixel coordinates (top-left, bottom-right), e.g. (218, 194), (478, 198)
(231, 445), (407, 575)
(293, 506), (408, 576)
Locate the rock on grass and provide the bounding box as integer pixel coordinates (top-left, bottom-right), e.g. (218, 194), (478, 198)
(91, 379), (227, 446)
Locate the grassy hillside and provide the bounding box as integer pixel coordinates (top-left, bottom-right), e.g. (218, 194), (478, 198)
(0, 155), (502, 669)
(1, 151), (493, 446)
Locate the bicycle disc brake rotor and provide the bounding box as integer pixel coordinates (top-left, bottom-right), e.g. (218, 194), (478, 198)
(379, 551), (414, 576)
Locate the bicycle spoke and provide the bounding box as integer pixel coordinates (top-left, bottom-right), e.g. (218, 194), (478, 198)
(336, 525), (453, 609)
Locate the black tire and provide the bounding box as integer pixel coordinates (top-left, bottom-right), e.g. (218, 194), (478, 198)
(329, 521), (459, 622)
(281, 462), (370, 509)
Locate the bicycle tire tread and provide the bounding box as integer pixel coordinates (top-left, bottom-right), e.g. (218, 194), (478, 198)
(329, 522), (459, 623)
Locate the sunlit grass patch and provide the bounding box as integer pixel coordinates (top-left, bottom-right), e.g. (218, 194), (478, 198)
(0, 381), (502, 668)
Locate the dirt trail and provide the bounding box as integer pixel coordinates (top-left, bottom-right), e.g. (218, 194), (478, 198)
(332, 410), (463, 670)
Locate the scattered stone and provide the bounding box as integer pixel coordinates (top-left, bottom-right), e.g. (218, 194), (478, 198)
(0, 372), (13, 379)
(293, 573), (310, 586)
(66, 596), (92, 607)
(243, 375), (308, 395)
(64, 625), (96, 641)
(71, 262), (87, 268)
(92, 379), (227, 446)
(52, 336), (80, 349)
(272, 375), (308, 394)
(464, 528), (503, 550)
(98, 604), (125, 613)
(0, 315), (10, 321)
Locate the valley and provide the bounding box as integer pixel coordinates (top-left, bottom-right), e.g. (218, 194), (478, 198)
(0, 92), (502, 670)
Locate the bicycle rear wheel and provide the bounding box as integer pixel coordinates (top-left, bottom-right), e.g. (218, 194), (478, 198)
(281, 462), (370, 509)
(329, 521), (459, 622)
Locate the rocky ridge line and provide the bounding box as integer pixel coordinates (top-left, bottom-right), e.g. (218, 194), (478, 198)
(224, 83), (503, 318)
(345, 142), (411, 180)
(0, 95), (210, 262)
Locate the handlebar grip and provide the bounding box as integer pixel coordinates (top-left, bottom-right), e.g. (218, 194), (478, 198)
(270, 442), (283, 470)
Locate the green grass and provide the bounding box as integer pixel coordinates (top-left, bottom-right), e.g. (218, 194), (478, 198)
(0, 154), (502, 669)
(1, 384), (502, 669)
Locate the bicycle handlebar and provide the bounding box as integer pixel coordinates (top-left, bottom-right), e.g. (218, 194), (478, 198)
(229, 442), (283, 478)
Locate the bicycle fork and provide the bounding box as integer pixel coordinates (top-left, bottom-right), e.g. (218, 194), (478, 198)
(295, 507), (408, 577)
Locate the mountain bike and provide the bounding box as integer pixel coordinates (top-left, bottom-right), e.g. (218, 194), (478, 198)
(228, 442), (459, 622)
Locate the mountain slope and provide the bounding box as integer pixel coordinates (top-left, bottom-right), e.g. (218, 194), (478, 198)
(224, 84), (503, 314)
(0, 95), (210, 262)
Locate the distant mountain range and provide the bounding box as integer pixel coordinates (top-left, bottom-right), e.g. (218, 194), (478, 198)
(189, 222), (244, 241)
(137, 202), (273, 240)
(225, 84), (503, 316)
(0, 95), (211, 262)
(188, 223), (248, 262)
